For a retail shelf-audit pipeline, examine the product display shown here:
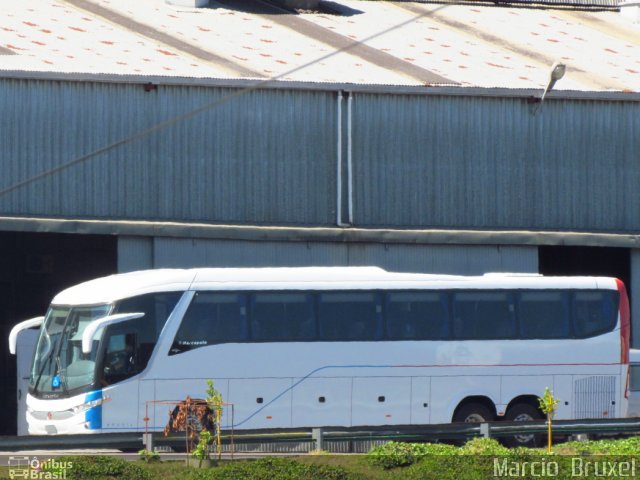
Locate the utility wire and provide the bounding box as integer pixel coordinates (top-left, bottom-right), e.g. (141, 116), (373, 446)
(0, 1), (451, 200)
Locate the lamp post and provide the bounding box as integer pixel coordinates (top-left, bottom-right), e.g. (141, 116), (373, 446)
(541, 62), (566, 103)
(531, 62), (566, 114)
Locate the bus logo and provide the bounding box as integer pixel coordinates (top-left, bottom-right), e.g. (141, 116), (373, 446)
(8, 456), (73, 479)
(8, 456), (29, 479)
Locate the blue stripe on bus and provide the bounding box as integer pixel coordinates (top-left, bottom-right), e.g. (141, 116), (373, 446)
(84, 389), (102, 430)
(231, 361), (619, 427)
(233, 364), (392, 427)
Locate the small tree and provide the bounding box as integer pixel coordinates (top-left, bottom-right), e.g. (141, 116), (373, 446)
(206, 380), (224, 461)
(191, 430), (213, 467)
(189, 381), (223, 467)
(539, 387), (559, 453)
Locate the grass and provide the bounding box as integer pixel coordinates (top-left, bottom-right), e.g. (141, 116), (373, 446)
(1, 437), (640, 480)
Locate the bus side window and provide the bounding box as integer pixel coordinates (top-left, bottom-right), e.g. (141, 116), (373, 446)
(318, 292), (382, 341)
(452, 291), (516, 340)
(170, 292), (247, 354)
(572, 291), (618, 338)
(518, 291), (570, 339)
(250, 293), (315, 342)
(385, 291), (449, 340)
(631, 365), (640, 392)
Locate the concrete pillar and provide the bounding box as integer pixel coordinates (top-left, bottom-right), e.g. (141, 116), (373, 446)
(143, 433), (155, 451)
(312, 428), (324, 451)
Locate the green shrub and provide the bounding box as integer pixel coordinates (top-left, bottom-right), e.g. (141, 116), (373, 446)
(368, 441), (458, 469)
(561, 436), (640, 455)
(44, 456), (150, 480)
(368, 442), (416, 469)
(459, 437), (510, 456)
(404, 455), (493, 480)
(184, 457), (358, 480)
(138, 449), (161, 463)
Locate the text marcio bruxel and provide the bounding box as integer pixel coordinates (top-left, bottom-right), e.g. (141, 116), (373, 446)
(494, 458), (637, 478)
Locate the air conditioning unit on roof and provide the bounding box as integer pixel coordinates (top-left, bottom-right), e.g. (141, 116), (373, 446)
(165, 0), (209, 7)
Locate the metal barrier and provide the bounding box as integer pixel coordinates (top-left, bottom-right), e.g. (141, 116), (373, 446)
(1, 418), (640, 452)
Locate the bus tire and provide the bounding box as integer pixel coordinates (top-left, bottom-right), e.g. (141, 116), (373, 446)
(453, 403), (494, 423)
(503, 403), (543, 448)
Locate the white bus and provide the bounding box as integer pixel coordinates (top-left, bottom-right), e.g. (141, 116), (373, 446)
(9, 267), (630, 446)
(627, 349), (640, 417)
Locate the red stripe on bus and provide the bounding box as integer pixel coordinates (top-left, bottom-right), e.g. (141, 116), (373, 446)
(391, 362), (621, 368)
(616, 278), (630, 365)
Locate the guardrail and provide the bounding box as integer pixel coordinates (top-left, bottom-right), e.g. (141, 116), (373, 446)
(0, 433), (143, 451)
(2, 418), (640, 452)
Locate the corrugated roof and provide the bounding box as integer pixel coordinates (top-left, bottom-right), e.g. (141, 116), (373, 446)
(1, 0), (639, 91)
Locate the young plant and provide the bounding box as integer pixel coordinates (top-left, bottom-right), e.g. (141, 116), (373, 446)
(539, 387), (559, 453)
(191, 429), (213, 467)
(137, 448), (160, 463)
(206, 379), (224, 460)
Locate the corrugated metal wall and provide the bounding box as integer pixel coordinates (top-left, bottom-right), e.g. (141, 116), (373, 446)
(0, 78), (336, 225)
(2, 77), (640, 232)
(352, 93), (640, 230)
(118, 236), (538, 275)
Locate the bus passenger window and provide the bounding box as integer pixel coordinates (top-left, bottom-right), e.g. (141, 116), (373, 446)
(250, 293), (315, 342)
(518, 291), (570, 339)
(452, 291), (515, 340)
(573, 291), (618, 338)
(170, 292), (247, 354)
(318, 292), (382, 341)
(385, 292), (449, 340)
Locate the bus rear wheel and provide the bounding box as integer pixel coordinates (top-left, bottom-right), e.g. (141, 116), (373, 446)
(503, 403), (543, 448)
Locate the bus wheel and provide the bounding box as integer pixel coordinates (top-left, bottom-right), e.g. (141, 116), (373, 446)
(453, 403), (494, 423)
(503, 404), (543, 448)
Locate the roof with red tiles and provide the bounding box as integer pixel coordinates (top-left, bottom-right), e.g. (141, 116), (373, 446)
(1, 0), (639, 91)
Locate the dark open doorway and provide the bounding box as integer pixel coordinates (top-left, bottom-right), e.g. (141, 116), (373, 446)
(0, 231), (117, 435)
(539, 246), (630, 292)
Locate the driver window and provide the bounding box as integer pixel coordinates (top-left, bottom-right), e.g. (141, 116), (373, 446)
(102, 332), (138, 384)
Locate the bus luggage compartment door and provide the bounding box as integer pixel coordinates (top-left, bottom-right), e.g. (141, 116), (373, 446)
(229, 378), (292, 429)
(351, 377), (410, 426)
(292, 377), (351, 427)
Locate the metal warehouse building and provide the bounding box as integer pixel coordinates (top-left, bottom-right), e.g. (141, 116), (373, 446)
(1, 0), (640, 434)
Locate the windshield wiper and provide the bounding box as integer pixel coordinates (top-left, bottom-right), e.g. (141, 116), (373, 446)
(55, 355), (69, 394)
(32, 343), (55, 396)
(32, 329), (55, 396)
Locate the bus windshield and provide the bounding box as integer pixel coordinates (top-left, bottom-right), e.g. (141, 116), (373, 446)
(29, 304), (111, 396)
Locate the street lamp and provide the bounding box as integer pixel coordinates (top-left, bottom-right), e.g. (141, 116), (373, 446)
(540, 62), (566, 103)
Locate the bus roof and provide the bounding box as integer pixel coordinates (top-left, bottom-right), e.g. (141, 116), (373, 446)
(50, 267), (619, 306)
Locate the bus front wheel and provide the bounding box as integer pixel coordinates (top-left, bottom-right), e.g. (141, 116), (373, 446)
(453, 403), (494, 423)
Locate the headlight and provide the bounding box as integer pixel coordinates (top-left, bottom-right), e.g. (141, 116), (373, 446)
(71, 398), (105, 415)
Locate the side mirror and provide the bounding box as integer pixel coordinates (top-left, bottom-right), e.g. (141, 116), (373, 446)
(9, 317), (45, 355)
(82, 312), (145, 354)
